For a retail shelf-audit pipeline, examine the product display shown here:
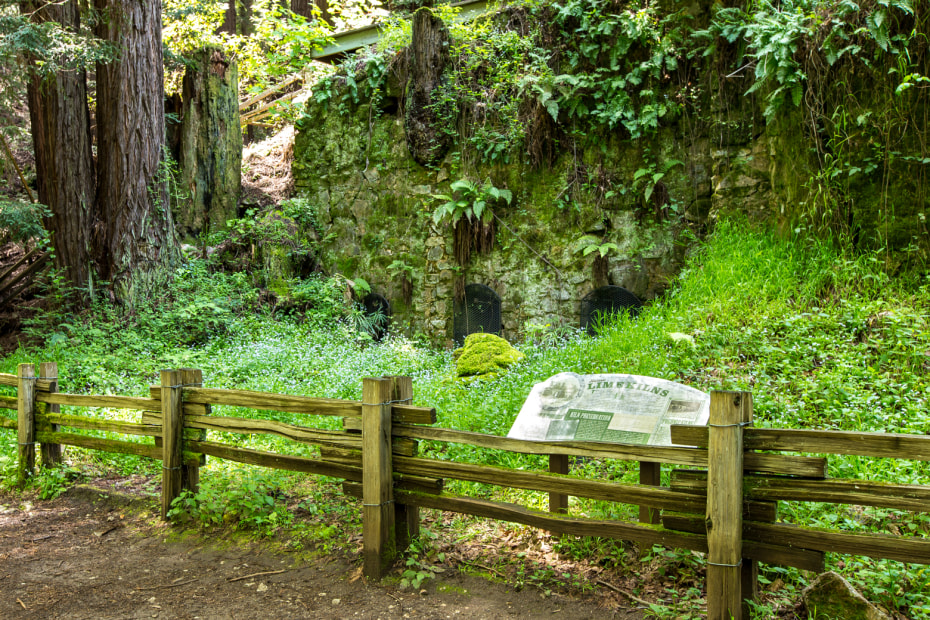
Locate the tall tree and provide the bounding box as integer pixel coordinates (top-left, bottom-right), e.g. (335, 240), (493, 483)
(94, 0), (178, 300)
(290, 0), (332, 26)
(217, 0), (237, 34)
(20, 0), (97, 291)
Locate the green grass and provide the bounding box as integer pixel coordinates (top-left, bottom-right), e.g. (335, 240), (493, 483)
(1, 218), (928, 617)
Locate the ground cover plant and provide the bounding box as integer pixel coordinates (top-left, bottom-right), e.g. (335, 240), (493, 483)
(0, 218), (928, 618)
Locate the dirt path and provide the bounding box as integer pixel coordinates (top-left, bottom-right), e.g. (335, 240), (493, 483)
(0, 485), (643, 620)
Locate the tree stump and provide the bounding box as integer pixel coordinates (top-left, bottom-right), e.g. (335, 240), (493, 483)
(404, 8), (451, 167)
(176, 47), (243, 242)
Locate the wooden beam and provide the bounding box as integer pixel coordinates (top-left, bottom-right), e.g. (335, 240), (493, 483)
(672, 425), (930, 461)
(385, 488), (709, 553)
(549, 454), (569, 514)
(671, 469), (930, 513)
(706, 391), (748, 620)
(40, 412), (161, 437)
(161, 370), (184, 520)
(188, 440), (361, 480)
(389, 376), (419, 551)
(37, 392), (160, 411)
(17, 364), (36, 484)
(639, 461), (661, 524)
(661, 513), (824, 572)
(38, 362), (62, 466)
(362, 377), (395, 580)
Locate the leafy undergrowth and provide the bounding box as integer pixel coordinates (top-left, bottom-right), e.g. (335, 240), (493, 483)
(1, 219), (928, 618)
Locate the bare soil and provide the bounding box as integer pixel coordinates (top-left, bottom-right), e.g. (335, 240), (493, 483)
(0, 482), (643, 620)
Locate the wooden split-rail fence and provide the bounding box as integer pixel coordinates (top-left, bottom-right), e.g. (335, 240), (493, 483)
(2, 363), (929, 620)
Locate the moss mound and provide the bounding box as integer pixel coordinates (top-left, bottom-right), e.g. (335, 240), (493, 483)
(454, 333), (525, 378)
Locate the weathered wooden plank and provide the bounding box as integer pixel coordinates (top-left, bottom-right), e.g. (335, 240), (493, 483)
(161, 370), (184, 520)
(0, 395), (16, 410)
(180, 369), (205, 492)
(672, 425), (930, 461)
(391, 455), (709, 513)
(671, 470), (930, 513)
(0, 372), (53, 391)
(187, 440), (362, 481)
(549, 454), (569, 515)
(742, 452), (827, 478)
(390, 404), (436, 425)
(183, 413), (363, 449)
(661, 514), (825, 572)
(34, 430), (197, 464)
(378, 488), (710, 553)
(371, 423), (823, 477)
(37, 392), (161, 411)
(150, 385), (320, 415)
(395, 474), (444, 495)
(639, 461), (661, 524)
(40, 412), (161, 437)
(341, 475), (444, 498)
(0, 415), (15, 430)
(324, 448), (778, 519)
(744, 521), (930, 565)
(178, 386), (363, 418)
(388, 376), (420, 552)
(375, 424), (711, 466)
(17, 364), (36, 484)
(342, 407), (438, 430)
(319, 442), (419, 465)
(706, 390), (748, 620)
(328, 449), (783, 518)
(38, 362), (62, 466)
(362, 377), (395, 580)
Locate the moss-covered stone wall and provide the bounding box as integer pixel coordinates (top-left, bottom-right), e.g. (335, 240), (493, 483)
(293, 1), (928, 344)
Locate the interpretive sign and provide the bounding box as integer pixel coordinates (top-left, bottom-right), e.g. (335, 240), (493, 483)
(507, 372), (709, 446)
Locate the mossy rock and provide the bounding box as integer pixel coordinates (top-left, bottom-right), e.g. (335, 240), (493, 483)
(454, 333), (524, 378)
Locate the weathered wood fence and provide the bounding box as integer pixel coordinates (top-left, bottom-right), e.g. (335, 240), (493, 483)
(2, 363), (929, 620)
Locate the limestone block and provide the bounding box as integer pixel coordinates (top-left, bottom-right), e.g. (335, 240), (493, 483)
(802, 572), (890, 620)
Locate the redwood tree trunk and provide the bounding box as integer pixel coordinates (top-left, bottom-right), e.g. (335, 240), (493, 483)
(21, 0), (96, 291)
(290, 0), (333, 25)
(405, 8), (451, 166)
(94, 0), (177, 301)
(176, 47), (242, 241)
(217, 0), (237, 34)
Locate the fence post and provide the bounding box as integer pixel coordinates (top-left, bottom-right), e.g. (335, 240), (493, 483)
(390, 375), (419, 551)
(16, 363), (37, 485)
(39, 362), (62, 467)
(160, 369), (184, 520)
(180, 368), (206, 493)
(362, 376), (395, 579)
(738, 394), (757, 618)
(639, 461), (661, 523)
(706, 390), (748, 620)
(549, 455), (569, 514)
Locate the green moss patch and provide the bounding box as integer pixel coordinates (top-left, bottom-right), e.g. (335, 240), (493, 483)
(453, 333), (524, 378)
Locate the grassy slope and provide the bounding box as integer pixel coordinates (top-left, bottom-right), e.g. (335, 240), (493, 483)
(1, 219), (928, 617)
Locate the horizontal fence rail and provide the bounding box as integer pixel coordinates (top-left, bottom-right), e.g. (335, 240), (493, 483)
(1, 364), (928, 619)
(671, 425), (930, 460)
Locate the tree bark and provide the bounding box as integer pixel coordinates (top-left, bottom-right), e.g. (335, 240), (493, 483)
(21, 0), (96, 292)
(237, 0), (254, 36)
(217, 0), (237, 34)
(176, 47), (242, 241)
(290, 0), (333, 25)
(405, 8), (451, 167)
(94, 0), (178, 301)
